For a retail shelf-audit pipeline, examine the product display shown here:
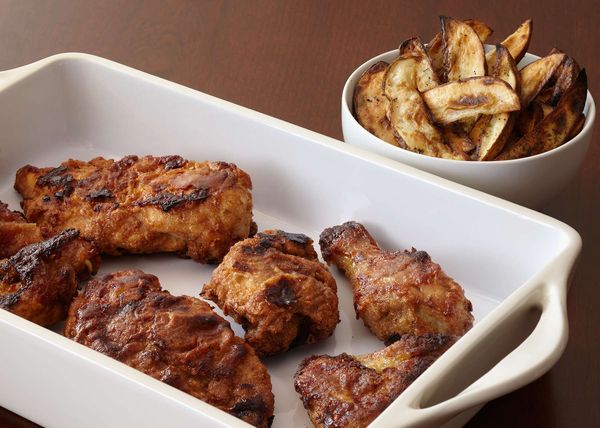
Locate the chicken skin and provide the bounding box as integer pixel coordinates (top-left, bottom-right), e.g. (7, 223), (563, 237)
(320, 222), (473, 343)
(15, 155), (254, 263)
(64, 270), (274, 428)
(294, 334), (456, 428)
(0, 229), (100, 326)
(202, 230), (339, 356)
(0, 202), (43, 259)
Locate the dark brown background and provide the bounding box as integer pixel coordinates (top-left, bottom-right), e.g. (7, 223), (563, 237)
(0, 0), (597, 426)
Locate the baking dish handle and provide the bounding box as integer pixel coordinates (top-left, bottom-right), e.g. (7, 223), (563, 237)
(373, 279), (568, 427)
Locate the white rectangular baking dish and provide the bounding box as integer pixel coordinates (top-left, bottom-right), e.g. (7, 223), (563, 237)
(0, 53), (580, 428)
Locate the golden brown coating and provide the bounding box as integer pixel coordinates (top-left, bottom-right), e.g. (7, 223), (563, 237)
(294, 334), (456, 428)
(0, 202), (44, 259)
(14, 155), (254, 263)
(0, 229), (100, 326)
(64, 270), (274, 428)
(202, 230), (339, 356)
(319, 222), (473, 343)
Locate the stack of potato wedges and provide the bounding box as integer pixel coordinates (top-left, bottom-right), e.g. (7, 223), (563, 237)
(353, 17), (588, 161)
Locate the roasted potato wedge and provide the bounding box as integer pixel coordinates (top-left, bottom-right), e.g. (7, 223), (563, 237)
(515, 101), (544, 135)
(470, 46), (519, 160)
(492, 45), (520, 92)
(427, 19), (493, 78)
(497, 69), (587, 159)
(386, 39), (439, 95)
(399, 37), (430, 57)
(535, 87), (554, 104)
(520, 52), (566, 107)
(550, 56), (581, 106)
(485, 19), (532, 69)
(422, 77), (520, 125)
(353, 61), (400, 147)
(443, 126), (473, 159)
(470, 113), (516, 160)
(441, 16), (486, 82)
(388, 87), (458, 159)
(537, 101), (554, 117)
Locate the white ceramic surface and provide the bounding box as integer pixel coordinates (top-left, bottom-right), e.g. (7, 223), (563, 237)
(342, 49), (596, 209)
(0, 54), (581, 427)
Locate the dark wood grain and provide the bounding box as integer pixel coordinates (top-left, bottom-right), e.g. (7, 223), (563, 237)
(0, 0), (598, 426)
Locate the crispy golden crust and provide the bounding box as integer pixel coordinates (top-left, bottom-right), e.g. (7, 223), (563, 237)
(519, 53), (566, 108)
(353, 61), (401, 147)
(202, 230), (339, 356)
(497, 69), (587, 159)
(319, 222), (473, 343)
(0, 202), (44, 259)
(441, 16), (486, 82)
(14, 155), (254, 263)
(294, 334), (456, 428)
(0, 229), (100, 326)
(426, 19), (493, 78)
(422, 77), (520, 125)
(550, 56), (581, 106)
(64, 270), (274, 428)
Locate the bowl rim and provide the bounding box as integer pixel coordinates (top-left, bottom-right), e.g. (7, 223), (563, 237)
(342, 48), (596, 165)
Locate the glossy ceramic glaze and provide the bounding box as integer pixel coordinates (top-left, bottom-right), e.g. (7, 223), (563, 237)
(0, 54), (580, 427)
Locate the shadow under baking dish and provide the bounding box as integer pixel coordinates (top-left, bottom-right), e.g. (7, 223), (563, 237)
(0, 54), (577, 428)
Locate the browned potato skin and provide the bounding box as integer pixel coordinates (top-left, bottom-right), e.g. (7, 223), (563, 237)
(294, 334), (456, 428)
(1, 229), (100, 326)
(519, 53), (566, 107)
(384, 51), (439, 96)
(0, 202), (43, 259)
(550, 56), (581, 106)
(516, 101), (545, 136)
(384, 40), (464, 159)
(387, 88), (460, 159)
(485, 19), (532, 69)
(65, 270), (274, 428)
(319, 222), (473, 343)
(471, 45), (520, 160)
(14, 155), (254, 263)
(353, 61), (400, 147)
(441, 16), (486, 82)
(202, 230), (339, 357)
(391, 37), (439, 92)
(422, 76), (520, 125)
(443, 126), (473, 159)
(497, 69), (587, 159)
(427, 19), (493, 78)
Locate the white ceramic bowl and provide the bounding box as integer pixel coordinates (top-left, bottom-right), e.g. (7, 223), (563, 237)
(342, 49), (596, 208)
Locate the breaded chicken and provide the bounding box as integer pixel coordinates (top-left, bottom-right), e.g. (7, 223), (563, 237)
(0, 229), (100, 326)
(15, 155), (254, 263)
(294, 334), (456, 428)
(0, 202), (43, 259)
(320, 222), (473, 343)
(64, 270), (274, 428)
(202, 230), (339, 356)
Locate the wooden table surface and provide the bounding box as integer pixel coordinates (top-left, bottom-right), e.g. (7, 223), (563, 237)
(0, 0), (598, 426)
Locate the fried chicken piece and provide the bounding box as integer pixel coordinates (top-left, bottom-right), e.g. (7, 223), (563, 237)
(0, 202), (43, 259)
(64, 270), (274, 427)
(202, 230), (339, 356)
(294, 334), (456, 428)
(14, 155), (254, 263)
(0, 229), (100, 326)
(320, 222), (473, 343)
